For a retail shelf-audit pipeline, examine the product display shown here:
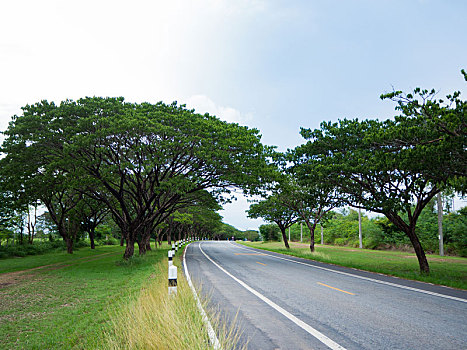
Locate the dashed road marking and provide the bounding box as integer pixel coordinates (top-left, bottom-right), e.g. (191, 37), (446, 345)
(318, 282), (355, 295)
(234, 253), (265, 256)
(231, 243), (467, 304)
(199, 242), (347, 350)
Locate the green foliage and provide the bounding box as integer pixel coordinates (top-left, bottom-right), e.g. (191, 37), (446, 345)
(259, 223), (280, 241)
(242, 230), (260, 241)
(0, 97), (273, 258)
(248, 195), (298, 238)
(95, 224), (113, 240)
(97, 237), (120, 246)
(0, 240), (66, 258)
(380, 72), (466, 192)
(316, 206), (467, 256)
(217, 223), (242, 240)
(444, 207), (467, 256)
(292, 72), (467, 273)
(74, 240), (90, 248)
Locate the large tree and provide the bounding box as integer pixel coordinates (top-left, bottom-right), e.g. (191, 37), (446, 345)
(1, 97), (272, 259)
(0, 101), (86, 252)
(295, 73), (466, 274)
(248, 195), (299, 249)
(272, 172), (342, 252)
(379, 71), (466, 191)
(297, 118), (449, 274)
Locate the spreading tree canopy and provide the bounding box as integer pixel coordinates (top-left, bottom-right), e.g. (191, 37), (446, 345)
(294, 72), (466, 274)
(248, 194), (299, 249)
(1, 97), (273, 258)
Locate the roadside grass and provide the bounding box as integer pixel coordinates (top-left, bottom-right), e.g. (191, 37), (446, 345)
(0, 244), (124, 274)
(106, 254), (243, 350)
(0, 244), (165, 349)
(0, 242), (241, 349)
(239, 241), (467, 290)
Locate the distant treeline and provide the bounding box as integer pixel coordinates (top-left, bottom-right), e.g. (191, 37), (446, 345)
(260, 202), (466, 257)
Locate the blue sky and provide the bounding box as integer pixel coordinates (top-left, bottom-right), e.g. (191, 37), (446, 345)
(1, 0), (466, 230)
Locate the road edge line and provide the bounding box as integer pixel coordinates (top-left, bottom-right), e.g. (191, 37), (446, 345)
(232, 243), (467, 303)
(183, 243), (221, 350)
(199, 242), (347, 350)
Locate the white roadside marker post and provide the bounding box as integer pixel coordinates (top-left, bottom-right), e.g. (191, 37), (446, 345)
(168, 250), (173, 266)
(168, 264), (177, 295)
(175, 241), (178, 252)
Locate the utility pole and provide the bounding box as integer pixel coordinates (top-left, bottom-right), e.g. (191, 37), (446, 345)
(300, 222), (303, 243)
(438, 193), (444, 256)
(358, 208), (363, 249)
(288, 226), (291, 242)
(321, 225), (324, 245)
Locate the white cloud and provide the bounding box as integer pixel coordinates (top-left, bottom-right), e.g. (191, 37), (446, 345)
(219, 191), (265, 231)
(185, 95), (253, 125)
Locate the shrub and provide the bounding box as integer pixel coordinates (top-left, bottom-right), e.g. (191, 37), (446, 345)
(362, 237), (380, 250)
(75, 240), (91, 248)
(0, 240), (67, 259)
(259, 224), (280, 241)
(97, 237), (119, 246)
(334, 237), (347, 246)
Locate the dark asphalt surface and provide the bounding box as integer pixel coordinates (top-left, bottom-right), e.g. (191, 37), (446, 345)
(184, 241), (467, 350)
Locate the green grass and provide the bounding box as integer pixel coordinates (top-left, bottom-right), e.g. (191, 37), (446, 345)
(0, 244), (123, 274)
(0, 242), (241, 349)
(240, 241), (467, 290)
(0, 244), (173, 349)
(106, 255), (243, 350)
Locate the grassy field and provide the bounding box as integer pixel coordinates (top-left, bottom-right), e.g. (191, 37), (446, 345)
(0, 243), (234, 349)
(240, 241), (467, 290)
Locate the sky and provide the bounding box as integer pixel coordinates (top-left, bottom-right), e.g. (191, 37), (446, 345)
(1, 0), (466, 230)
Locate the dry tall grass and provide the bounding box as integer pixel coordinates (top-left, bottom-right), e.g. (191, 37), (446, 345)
(105, 258), (244, 350)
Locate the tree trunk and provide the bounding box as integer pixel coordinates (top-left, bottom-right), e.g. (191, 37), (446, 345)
(279, 227), (290, 249)
(144, 233), (152, 252)
(405, 225), (430, 274)
(120, 236), (124, 246)
(309, 226), (315, 252)
(386, 211), (430, 274)
(137, 240), (147, 255)
(167, 230), (172, 245)
(89, 228), (96, 249)
(27, 208), (33, 244)
(302, 216), (317, 252)
(65, 237), (74, 254)
(124, 238), (135, 259)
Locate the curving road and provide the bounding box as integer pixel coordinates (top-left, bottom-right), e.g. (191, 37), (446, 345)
(184, 241), (467, 350)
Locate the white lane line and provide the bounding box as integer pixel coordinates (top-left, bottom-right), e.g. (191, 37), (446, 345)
(183, 243), (221, 350)
(231, 243), (467, 304)
(199, 242), (347, 350)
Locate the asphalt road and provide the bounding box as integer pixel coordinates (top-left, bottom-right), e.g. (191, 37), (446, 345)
(184, 241), (467, 350)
